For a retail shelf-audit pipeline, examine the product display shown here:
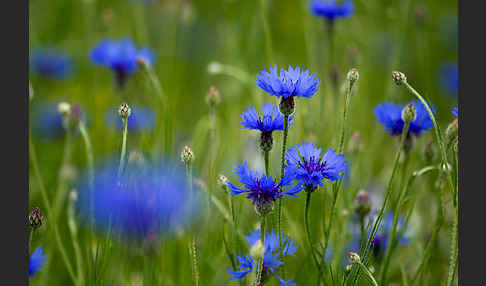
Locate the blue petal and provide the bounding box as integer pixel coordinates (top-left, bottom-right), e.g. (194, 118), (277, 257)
(29, 247), (46, 277)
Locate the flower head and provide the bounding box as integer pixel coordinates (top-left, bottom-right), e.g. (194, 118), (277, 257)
(90, 38), (155, 86)
(227, 162), (303, 207)
(105, 106), (155, 132)
(227, 229), (297, 285)
(256, 65), (321, 99)
(439, 63), (458, 96)
(309, 0), (354, 21)
(76, 159), (201, 240)
(285, 141), (347, 190)
(452, 107), (458, 117)
(29, 247), (46, 277)
(374, 100), (435, 137)
(30, 48), (74, 79)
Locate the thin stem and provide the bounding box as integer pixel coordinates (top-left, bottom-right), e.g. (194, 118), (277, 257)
(118, 117), (128, 178)
(357, 262), (378, 286)
(78, 122), (94, 190)
(185, 163), (200, 286)
(29, 136), (77, 284)
(277, 114), (290, 275)
(68, 192), (85, 286)
(264, 150), (270, 176)
(256, 215), (266, 284)
(352, 121), (410, 285)
(305, 191), (324, 284)
(447, 206), (458, 286)
(259, 0), (274, 64)
(29, 229), (34, 251)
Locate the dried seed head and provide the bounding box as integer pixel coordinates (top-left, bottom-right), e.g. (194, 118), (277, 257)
(118, 102), (131, 119)
(392, 71), (407, 85)
(181, 146), (195, 164)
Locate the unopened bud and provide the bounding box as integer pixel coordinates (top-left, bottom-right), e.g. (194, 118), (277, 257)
(347, 131), (362, 153)
(445, 119), (458, 144)
(348, 252), (361, 263)
(401, 103), (417, 123)
(118, 102), (131, 119)
(345, 264), (353, 273)
(392, 71), (407, 85)
(29, 207), (44, 229)
(330, 66), (340, 88)
(205, 86), (221, 107)
(57, 102), (72, 116)
(250, 239), (265, 259)
(217, 174), (228, 189)
(181, 146), (195, 164)
(347, 68), (359, 84)
(136, 57), (150, 69)
(354, 190), (371, 218)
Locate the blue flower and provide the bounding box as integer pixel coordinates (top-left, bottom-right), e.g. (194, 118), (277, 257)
(285, 141), (347, 190)
(30, 48), (74, 79)
(76, 159), (201, 240)
(256, 65), (321, 99)
(31, 102), (88, 140)
(241, 103), (294, 133)
(309, 0), (354, 21)
(452, 107), (458, 117)
(227, 229), (297, 285)
(439, 63), (458, 96)
(105, 106), (155, 132)
(227, 162), (304, 207)
(374, 100), (435, 137)
(29, 247), (46, 277)
(90, 38), (155, 86)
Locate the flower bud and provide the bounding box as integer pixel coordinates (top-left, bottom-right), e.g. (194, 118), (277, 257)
(181, 146), (195, 164)
(250, 239), (265, 260)
(345, 264), (353, 274)
(217, 174), (228, 189)
(401, 103), (417, 123)
(348, 252), (361, 263)
(445, 119), (458, 144)
(29, 207), (44, 229)
(347, 68), (359, 85)
(205, 86), (221, 107)
(136, 56), (150, 70)
(347, 131), (363, 153)
(392, 71), (407, 85)
(57, 102), (72, 116)
(353, 190), (371, 218)
(118, 102), (131, 119)
(330, 66), (340, 88)
(423, 140), (436, 164)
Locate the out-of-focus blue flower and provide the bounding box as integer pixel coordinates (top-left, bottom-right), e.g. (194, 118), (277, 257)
(285, 141), (347, 190)
(30, 48), (74, 79)
(309, 0), (354, 21)
(452, 107), (458, 117)
(227, 229), (297, 285)
(90, 38), (155, 87)
(374, 100), (435, 137)
(105, 106), (155, 132)
(439, 63), (458, 96)
(76, 159), (201, 240)
(32, 102), (65, 139)
(29, 247), (46, 277)
(227, 162), (303, 207)
(241, 103), (294, 133)
(256, 65), (321, 99)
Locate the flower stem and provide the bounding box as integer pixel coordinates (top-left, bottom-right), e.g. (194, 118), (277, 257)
(304, 191), (324, 284)
(29, 136), (77, 285)
(78, 122), (94, 190)
(256, 215), (266, 284)
(447, 206), (458, 286)
(185, 163), (200, 286)
(277, 114), (290, 276)
(264, 150), (270, 176)
(117, 117), (128, 178)
(357, 262), (378, 286)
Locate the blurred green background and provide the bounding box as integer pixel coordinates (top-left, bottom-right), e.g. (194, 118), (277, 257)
(29, 0), (457, 285)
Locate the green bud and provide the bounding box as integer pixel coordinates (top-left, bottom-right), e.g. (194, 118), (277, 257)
(401, 103), (417, 123)
(118, 102), (131, 119)
(392, 71), (407, 85)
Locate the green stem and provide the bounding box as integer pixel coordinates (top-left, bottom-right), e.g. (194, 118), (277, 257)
(185, 163), (199, 286)
(29, 229), (34, 251)
(29, 137), (77, 284)
(264, 150), (270, 176)
(277, 114), (290, 274)
(352, 121), (410, 285)
(447, 207), (458, 286)
(118, 117), (128, 178)
(78, 122), (94, 190)
(256, 215), (266, 284)
(68, 192), (84, 286)
(305, 191), (324, 284)
(357, 262), (378, 286)
(259, 0), (274, 64)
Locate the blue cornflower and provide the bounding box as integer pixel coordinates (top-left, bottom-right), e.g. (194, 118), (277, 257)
(452, 107), (458, 117)
(227, 162), (303, 210)
(90, 38), (155, 87)
(105, 106), (155, 132)
(285, 141), (347, 190)
(30, 48), (74, 79)
(256, 65), (321, 116)
(227, 229), (297, 285)
(76, 159), (201, 240)
(374, 100), (435, 137)
(31, 102), (88, 140)
(29, 247), (46, 277)
(309, 0), (354, 21)
(241, 103), (295, 151)
(439, 63), (458, 96)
